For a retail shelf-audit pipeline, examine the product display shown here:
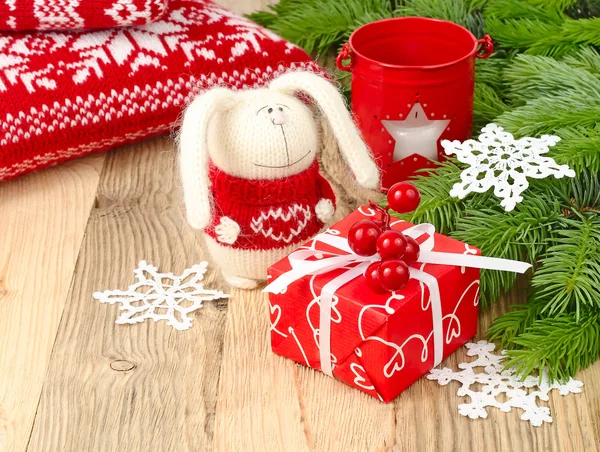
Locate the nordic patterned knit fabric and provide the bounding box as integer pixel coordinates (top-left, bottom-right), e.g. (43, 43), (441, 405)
(0, 0), (169, 31)
(0, 0), (321, 181)
(205, 160), (336, 251)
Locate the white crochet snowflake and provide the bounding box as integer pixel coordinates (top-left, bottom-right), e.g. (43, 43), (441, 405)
(442, 124), (575, 212)
(428, 341), (583, 426)
(93, 260), (230, 331)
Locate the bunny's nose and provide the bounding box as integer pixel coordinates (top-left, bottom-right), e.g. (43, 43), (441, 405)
(269, 108), (286, 125)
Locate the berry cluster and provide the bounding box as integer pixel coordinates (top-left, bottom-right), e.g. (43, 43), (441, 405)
(347, 182), (422, 293)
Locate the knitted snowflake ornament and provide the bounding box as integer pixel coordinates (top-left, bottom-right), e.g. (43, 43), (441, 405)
(428, 341), (583, 426)
(94, 260), (230, 330)
(0, 0), (322, 181)
(0, 0), (169, 31)
(442, 124), (575, 212)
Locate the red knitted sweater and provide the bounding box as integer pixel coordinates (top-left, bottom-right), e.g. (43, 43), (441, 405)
(206, 161), (336, 251)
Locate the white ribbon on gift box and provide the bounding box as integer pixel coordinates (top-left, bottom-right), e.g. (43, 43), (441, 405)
(263, 221), (531, 378)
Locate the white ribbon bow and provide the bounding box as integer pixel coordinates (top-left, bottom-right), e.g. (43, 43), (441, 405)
(264, 221), (531, 377)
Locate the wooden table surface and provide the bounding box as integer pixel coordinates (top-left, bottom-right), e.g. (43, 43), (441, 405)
(2, 137), (600, 452)
(1, 2), (600, 451)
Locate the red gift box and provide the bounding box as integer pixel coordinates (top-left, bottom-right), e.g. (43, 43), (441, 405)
(265, 207), (481, 403)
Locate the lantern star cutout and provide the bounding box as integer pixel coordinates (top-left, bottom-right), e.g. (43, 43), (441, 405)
(382, 102), (450, 162)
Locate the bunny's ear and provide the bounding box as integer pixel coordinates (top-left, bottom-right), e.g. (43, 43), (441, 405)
(179, 88), (236, 229)
(269, 71), (380, 190)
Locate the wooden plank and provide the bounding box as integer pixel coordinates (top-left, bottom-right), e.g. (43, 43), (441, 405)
(0, 154), (104, 452)
(26, 138), (229, 451)
(214, 290), (310, 452)
(212, 162), (392, 451)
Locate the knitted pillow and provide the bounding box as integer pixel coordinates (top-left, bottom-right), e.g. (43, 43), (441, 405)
(0, 0), (321, 181)
(0, 0), (169, 31)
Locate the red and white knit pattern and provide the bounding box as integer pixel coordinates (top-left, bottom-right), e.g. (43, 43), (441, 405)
(0, 0), (321, 181)
(205, 161), (336, 251)
(0, 0), (168, 30)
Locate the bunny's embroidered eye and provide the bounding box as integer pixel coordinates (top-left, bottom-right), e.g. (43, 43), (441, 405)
(278, 107), (283, 112)
(268, 107), (273, 113)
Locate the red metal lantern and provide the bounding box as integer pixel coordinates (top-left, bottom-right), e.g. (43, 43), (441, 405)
(337, 17), (493, 189)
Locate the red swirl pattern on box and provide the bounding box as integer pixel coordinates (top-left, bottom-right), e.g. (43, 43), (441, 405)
(0, 0), (322, 181)
(267, 207), (481, 403)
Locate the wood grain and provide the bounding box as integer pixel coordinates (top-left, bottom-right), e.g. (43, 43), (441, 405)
(2, 0), (600, 448)
(0, 155), (104, 452)
(26, 138), (229, 452)
(7, 137), (600, 452)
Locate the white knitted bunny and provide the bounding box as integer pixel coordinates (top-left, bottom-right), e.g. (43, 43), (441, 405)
(180, 71), (379, 289)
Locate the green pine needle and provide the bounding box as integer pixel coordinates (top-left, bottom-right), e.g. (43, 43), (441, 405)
(451, 197), (563, 304)
(550, 126), (600, 175)
(567, 169), (600, 211)
(247, 0), (393, 55)
(486, 15), (600, 57)
(484, 0), (566, 22)
(531, 216), (600, 318)
(525, 0), (579, 11)
(562, 47), (600, 74)
(496, 91), (600, 136)
(395, 0), (485, 35)
(503, 312), (600, 382)
(474, 83), (510, 128)
(503, 54), (600, 102)
(488, 296), (547, 348)
(485, 18), (568, 56)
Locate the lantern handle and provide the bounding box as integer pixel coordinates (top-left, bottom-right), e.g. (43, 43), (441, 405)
(476, 35), (494, 59)
(336, 42), (353, 71)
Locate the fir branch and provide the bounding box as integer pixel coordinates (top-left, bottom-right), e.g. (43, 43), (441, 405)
(452, 197), (563, 304)
(474, 83), (510, 129)
(484, 0), (566, 22)
(475, 55), (511, 94)
(550, 126), (600, 175)
(495, 91), (600, 136)
(531, 216), (600, 318)
(567, 168), (600, 211)
(488, 296), (547, 348)
(484, 18), (569, 56)
(395, 0), (485, 35)
(502, 311), (600, 382)
(525, 0), (579, 11)
(247, 0), (393, 55)
(562, 17), (600, 48)
(562, 47), (600, 75)
(502, 54), (600, 102)
(486, 14), (600, 57)
(455, 198), (563, 264)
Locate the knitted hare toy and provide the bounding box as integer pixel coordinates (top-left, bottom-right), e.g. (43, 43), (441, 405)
(179, 71), (379, 289)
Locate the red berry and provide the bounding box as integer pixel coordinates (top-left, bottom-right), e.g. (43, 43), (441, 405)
(387, 182), (421, 214)
(376, 230), (407, 260)
(402, 236), (421, 265)
(364, 262), (387, 293)
(377, 259), (410, 291)
(347, 220), (382, 256)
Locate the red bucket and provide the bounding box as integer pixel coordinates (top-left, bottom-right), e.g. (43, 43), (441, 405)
(337, 17), (493, 189)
